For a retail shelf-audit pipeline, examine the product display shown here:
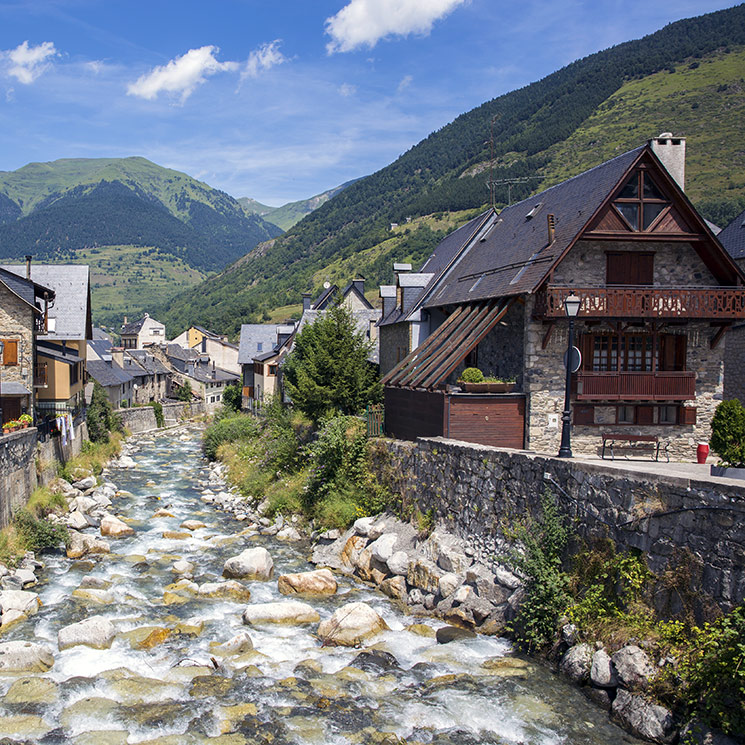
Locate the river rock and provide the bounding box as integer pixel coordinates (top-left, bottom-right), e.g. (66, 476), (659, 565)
(407, 558), (443, 595)
(67, 510), (90, 531)
(353, 517), (375, 536)
(436, 626), (477, 644)
(48, 477), (77, 496)
(217, 631), (254, 655)
(386, 551), (410, 576)
(67, 531), (111, 558)
(223, 547), (274, 580)
(278, 568), (337, 597)
(439, 572), (462, 598)
(69, 496), (98, 514)
(180, 520), (206, 531)
(369, 533), (398, 563)
(0, 608), (26, 630)
(591, 649), (618, 688)
(0, 641), (54, 672)
(560, 643), (594, 684)
(58, 615), (116, 650)
(4, 677), (59, 704)
(101, 515), (135, 538)
(611, 688), (676, 743)
(72, 476), (97, 491)
(611, 644), (656, 691)
(317, 602), (388, 646)
(242, 600), (320, 625)
(172, 559), (195, 576)
(380, 575), (407, 600)
(72, 587), (115, 604)
(117, 455), (136, 468)
(340, 534), (367, 571)
(153, 508), (175, 518)
(198, 580), (252, 602)
(0, 589), (41, 616)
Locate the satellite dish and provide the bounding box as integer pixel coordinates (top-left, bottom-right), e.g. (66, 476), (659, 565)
(323, 281), (331, 289)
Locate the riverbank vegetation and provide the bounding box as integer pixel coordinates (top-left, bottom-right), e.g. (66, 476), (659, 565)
(509, 491), (745, 736)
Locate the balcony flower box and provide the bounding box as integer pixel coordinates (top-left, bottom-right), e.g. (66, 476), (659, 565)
(461, 381), (517, 393)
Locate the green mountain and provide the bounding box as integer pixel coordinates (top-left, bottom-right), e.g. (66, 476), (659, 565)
(156, 4), (745, 338)
(238, 179), (359, 231)
(0, 157), (283, 326)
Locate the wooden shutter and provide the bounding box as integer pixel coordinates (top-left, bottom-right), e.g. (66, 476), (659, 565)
(637, 406), (654, 425)
(680, 406), (697, 425)
(606, 252), (653, 285)
(573, 405), (594, 425)
(659, 334), (687, 371)
(581, 334), (594, 371)
(1, 339), (18, 366)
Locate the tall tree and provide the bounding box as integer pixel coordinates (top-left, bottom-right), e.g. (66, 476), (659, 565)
(283, 303), (382, 421)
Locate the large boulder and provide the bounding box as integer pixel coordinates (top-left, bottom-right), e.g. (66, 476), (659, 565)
(66, 531), (111, 558)
(317, 602), (389, 647)
(69, 496), (98, 515)
(100, 515), (135, 538)
(58, 615), (115, 650)
(368, 534), (398, 564)
(560, 643), (594, 684)
(611, 645), (656, 691)
(48, 477), (77, 496)
(72, 476), (96, 491)
(611, 689), (676, 744)
(198, 581), (252, 602)
(242, 601), (320, 625)
(590, 649), (618, 688)
(66, 511), (90, 531)
(386, 551), (410, 576)
(407, 558), (443, 595)
(0, 590), (41, 616)
(0, 641), (54, 672)
(223, 547), (273, 580)
(277, 569), (337, 597)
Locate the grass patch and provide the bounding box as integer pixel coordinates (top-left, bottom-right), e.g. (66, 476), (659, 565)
(57, 433), (123, 481)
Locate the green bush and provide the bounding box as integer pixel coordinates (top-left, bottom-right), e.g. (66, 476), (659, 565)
(86, 380), (119, 443)
(202, 415), (259, 461)
(174, 380), (193, 402)
(149, 401), (165, 428)
(12, 509), (69, 553)
(710, 400), (745, 467)
(460, 367), (484, 383)
(223, 383), (243, 412)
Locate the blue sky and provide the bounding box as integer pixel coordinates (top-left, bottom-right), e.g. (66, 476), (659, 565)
(0, 0), (736, 205)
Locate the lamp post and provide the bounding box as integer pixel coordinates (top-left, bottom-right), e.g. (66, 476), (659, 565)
(558, 293), (581, 458)
(0, 339), (4, 430)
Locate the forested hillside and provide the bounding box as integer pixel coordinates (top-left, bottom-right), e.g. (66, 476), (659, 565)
(159, 4), (745, 338)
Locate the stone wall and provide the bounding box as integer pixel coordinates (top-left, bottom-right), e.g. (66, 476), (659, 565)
(0, 429), (37, 528)
(723, 323), (745, 405)
(369, 436), (745, 614)
(116, 401), (207, 434)
(0, 283), (36, 418)
(379, 322), (411, 377)
(36, 421), (89, 486)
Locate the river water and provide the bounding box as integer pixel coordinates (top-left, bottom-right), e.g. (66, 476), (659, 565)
(0, 425), (641, 745)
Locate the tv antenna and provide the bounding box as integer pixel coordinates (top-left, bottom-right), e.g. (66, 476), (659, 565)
(487, 114), (542, 207)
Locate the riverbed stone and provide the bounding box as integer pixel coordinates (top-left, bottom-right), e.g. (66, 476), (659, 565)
(0, 640), (54, 672)
(353, 517), (375, 536)
(189, 674), (233, 698)
(198, 580), (252, 602)
(223, 547), (274, 580)
(172, 559), (194, 576)
(611, 644), (656, 691)
(438, 572), (462, 598)
(278, 568), (337, 597)
(369, 533), (398, 563)
(317, 602), (389, 647)
(611, 688), (676, 743)
(216, 631), (254, 655)
(0, 607), (27, 631)
(242, 600), (320, 625)
(117, 455), (136, 468)
(407, 558), (442, 595)
(101, 515), (135, 538)
(67, 510), (90, 530)
(380, 575), (407, 600)
(58, 615), (116, 650)
(67, 531), (111, 558)
(126, 626), (172, 650)
(181, 520), (206, 531)
(0, 589), (41, 616)
(386, 551), (410, 576)
(72, 587), (115, 604)
(4, 676), (58, 704)
(73, 476), (97, 491)
(162, 530), (191, 540)
(590, 649), (618, 688)
(560, 643), (594, 684)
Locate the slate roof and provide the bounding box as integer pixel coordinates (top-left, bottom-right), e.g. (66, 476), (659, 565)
(719, 207), (745, 261)
(37, 340), (83, 364)
(422, 146), (646, 309)
(2, 265), (91, 340)
(92, 327), (113, 342)
(185, 362), (240, 384)
(238, 324), (281, 364)
(128, 349), (171, 375)
(312, 285), (338, 309)
(87, 359), (134, 387)
(1, 382), (31, 395)
(295, 308), (381, 363)
(88, 339), (113, 360)
(120, 317), (146, 335)
(166, 344), (201, 362)
(0, 266), (54, 314)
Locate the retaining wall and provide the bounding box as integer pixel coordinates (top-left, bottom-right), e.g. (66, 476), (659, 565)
(36, 422), (89, 486)
(116, 401), (207, 434)
(0, 429), (38, 528)
(369, 436), (745, 614)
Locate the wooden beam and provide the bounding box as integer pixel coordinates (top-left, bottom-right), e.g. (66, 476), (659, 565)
(710, 324), (730, 349)
(542, 322), (555, 349)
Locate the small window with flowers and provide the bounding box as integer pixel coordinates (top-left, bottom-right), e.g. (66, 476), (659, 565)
(613, 169), (670, 232)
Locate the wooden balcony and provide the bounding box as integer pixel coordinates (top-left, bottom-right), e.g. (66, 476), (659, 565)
(535, 286), (745, 319)
(575, 371), (696, 401)
(33, 362), (48, 388)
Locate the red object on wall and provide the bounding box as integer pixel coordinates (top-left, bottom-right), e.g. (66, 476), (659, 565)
(697, 443), (710, 464)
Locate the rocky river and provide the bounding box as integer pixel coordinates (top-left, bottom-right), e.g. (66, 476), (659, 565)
(0, 425), (644, 744)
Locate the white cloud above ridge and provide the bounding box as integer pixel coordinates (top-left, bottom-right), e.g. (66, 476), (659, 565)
(127, 45), (238, 102)
(325, 0), (466, 53)
(3, 41), (57, 84)
(338, 83), (356, 97)
(242, 40), (287, 79)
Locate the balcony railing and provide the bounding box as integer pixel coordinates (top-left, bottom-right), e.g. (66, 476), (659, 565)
(575, 371), (696, 401)
(34, 362), (48, 387)
(535, 286), (745, 319)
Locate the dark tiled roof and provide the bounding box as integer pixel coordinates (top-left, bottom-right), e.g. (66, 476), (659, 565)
(121, 317), (146, 334)
(37, 340), (83, 364)
(423, 146), (645, 308)
(166, 344), (201, 362)
(92, 327), (112, 341)
(0, 267), (53, 312)
(87, 359), (133, 387)
(312, 285), (338, 309)
(88, 339), (113, 360)
(128, 349), (171, 375)
(719, 208), (745, 261)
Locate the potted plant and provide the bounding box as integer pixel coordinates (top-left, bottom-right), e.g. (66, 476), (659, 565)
(18, 414), (32, 428)
(457, 367), (517, 393)
(709, 399), (745, 479)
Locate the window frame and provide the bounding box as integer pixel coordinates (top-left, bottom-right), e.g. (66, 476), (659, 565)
(612, 169), (670, 232)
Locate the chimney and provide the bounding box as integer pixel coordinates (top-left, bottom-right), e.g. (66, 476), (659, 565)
(111, 347), (124, 368)
(380, 285), (396, 318)
(302, 292), (312, 312)
(547, 214), (555, 244)
(650, 132), (686, 191)
(123, 315), (128, 325)
(393, 262), (412, 275)
(352, 277), (365, 298)
(25, 255), (32, 279)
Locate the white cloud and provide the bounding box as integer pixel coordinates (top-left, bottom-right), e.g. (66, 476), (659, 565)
(4, 41), (57, 84)
(338, 83), (356, 97)
(242, 40), (287, 80)
(397, 74), (413, 93)
(325, 0), (466, 53)
(127, 45), (238, 102)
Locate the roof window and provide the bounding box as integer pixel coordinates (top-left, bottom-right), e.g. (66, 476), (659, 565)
(525, 203), (543, 220)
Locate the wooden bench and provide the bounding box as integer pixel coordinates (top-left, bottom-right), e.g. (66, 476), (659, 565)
(601, 433), (669, 462)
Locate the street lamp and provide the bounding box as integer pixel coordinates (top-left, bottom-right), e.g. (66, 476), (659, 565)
(0, 339), (4, 430)
(558, 293), (581, 458)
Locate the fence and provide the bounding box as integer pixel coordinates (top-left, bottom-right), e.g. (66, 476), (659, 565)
(366, 404), (385, 437)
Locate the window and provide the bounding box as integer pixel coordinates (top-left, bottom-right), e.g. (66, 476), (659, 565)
(659, 405), (678, 424)
(257, 342), (263, 352)
(617, 406), (635, 424)
(613, 170), (669, 231)
(70, 362), (80, 385)
(1, 339), (18, 366)
(268, 365), (278, 376)
(606, 252), (654, 285)
(583, 333), (685, 372)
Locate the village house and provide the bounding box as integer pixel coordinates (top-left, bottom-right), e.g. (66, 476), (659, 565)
(171, 325), (241, 375)
(0, 263), (54, 425)
(2, 262), (92, 425)
(120, 313), (166, 349)
(381, 135), (745, 458)
(237, 324), (285, 408)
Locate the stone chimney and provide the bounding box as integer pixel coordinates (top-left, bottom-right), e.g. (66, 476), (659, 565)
(650, 132), (686, 191)
(25, 255), (32, 279)
(302, 293), (312, 312)
(111, 347), (124, 368)
(352, 277), (365, 297)
(380, 285), (396, 318)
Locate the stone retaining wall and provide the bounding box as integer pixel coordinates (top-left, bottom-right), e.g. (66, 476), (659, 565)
(36, 421), (89, 486)
(369, 436), (745, 614)
(0, 429), (37, 528)
(116, 402), (206, 434)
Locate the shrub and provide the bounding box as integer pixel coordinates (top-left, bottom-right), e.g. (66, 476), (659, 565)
(174, 380), (193, 402)
(460, 367), (484, 383)
(710, 399), (745, 467)
(149, 401), (165, 428)
(223, 383), (243, 412)
(12, 509), (69, 553)
(202, 414), (259, 461)
(87, 380), (118, 443)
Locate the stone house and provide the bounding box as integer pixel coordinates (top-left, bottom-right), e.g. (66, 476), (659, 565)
(120, 313), (166, 349)
(237, 324), (288, 408)
(0, 265), (54, 424)
(171, 325), (240, 375)
(382, 136), (745, 457)
(2, 263), (91, 423)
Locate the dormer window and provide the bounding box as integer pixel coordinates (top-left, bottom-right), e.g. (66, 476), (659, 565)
(613, 170), (669, 231)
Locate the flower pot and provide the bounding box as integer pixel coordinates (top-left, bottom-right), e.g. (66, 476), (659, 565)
(460, 382), (516, 393)
(696, 443), (709, 464)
